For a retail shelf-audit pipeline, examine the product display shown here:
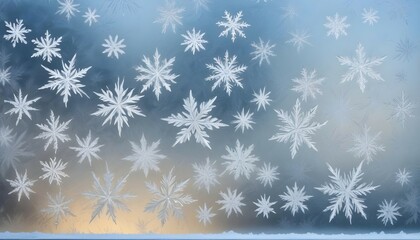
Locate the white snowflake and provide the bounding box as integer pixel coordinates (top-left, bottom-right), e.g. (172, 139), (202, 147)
(256, 162), (279, 188)
(231, 108), (255, 133)
(0, 126), (13, 147)
(3, 19), (31, 47)
(123, 134), (166, 177)
(205, 50), (247, 95)
(324, 13), (350, 39)
(39, 54), (91, 107)
(83, 8), (100, 26)
(192, 158), (219, 193)
(390, 91), (415, 128)
(154, 0), (184, 33)
(0, 131), (32, 174)
(250, 38), (276, 66)
(4, 89), (40, 125)
(34, 111), (72, 154)
(41, 192), (74, 226)
(291, 68), (325, 102)
(39, 157), (69, 186)
(92, 78), (145, 136)
(337, 43), (386, 93)
(162, 90), (227, 149)
(348, 125), (385, 164)
(395, 168), (411, 186)
(102, 35), (126, 59)
(0, 66), (11, 86)
(145, 168), (195, 225)
(279, 182), (312, 216)
(217, 11), (250, 42)
(56, 0), (80, 20)
(7, 169), (36, 202)
(270, 99), (327, 159)
(401, 189), (420, 224)
(196, 203), (216, 226)
(84, 165), (134, 223)
(31, 30), (62, 62)
(69, 131), (103, 165)
(362, 8), (379, 25)
(181, 28), (207, 55)
(221, 140), (259, 180)
(377, 200), (401, 226)
(134, 49), (178, 100)
(285, 30), (311, 52)
(251, 87), (272, 111)
(316, 162), (379, 223)
(254, 194), (276, 219)
(217, 188), (245, 218)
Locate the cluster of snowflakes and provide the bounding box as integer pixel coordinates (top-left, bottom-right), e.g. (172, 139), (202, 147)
(0, 0), (418, 231)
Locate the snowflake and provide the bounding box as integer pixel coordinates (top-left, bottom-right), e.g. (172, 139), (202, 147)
(253, 194), (276, 219)
(69, 131), (103, 165)
(154, 0), (184, 33)
(362, 8), (379, 25)
(92, 78), (144, 136)
(196, 203), (216, 226)
(231, 108), (255, 133)
(390, 91), (415, 128)
(7, 169), (36, 202)
(39, 157), (69, 186)
(270, 99), (327, 159)
(39, 54), (91, 107)
(102, 35), (126, 59)
(0, 126), (13, 147)
(316, 162), (379, 223)
(123, 134), (166, 177)
(221, 140), (259, 180)
(251, 87), (272, 111)
(291, 68), (325, 102)
(3, 19), (31, 47)
(145, 168), (195, 225)
(205, 50), (247, 95)
(324, 13), (350, 39)
(4, 89), (41, 125)
(337, 43), (386, 92)
(256, 162), (279, 188)
(31, 30), (62, 62)
(279, 182), (312, 216)
(217, 11), (250, 42)
(0, 131), (32, 175)
(217, 188), (245, 218)
(83, 8), (100, 26)
(181, 28), (207, 55)
(0, 66), (11, 85)
(377, 200), (401, 226)
(34, 111), (71, 154)
(84, 165), (134, 223)
(348, 125), (385, 164)
(395, 168), (411, 186)
(401, 189), (420, 224)
(56, 0), (79, 20)
(394, 38), (416, 62)
(285, 30), (311, 53)
(250, 38), (276, 66)
(41, 192), (74, 226)
(162, 90), (227, 149)
(134, 49), (178, 100)
(192, 158), (219, 193)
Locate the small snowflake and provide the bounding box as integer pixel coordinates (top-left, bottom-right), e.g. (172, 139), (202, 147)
(3, 19), (31, 47)
(394, 38), (416, 62)
(0, 66), (11, 86)
(222, 140), (259, 180)
(192, 158), (219, 193)
(254, 194), (276, 219)
(56, 0), (80, 20)
(286, 30), (311, 52)
(181, 28), (207, 55)
(362, 8), (379, 25)
(7, 169), (36, 202)
(390, 91), (415, 128)
(324, 13), (350, 39)
(377, 200), (401, 226)
(217, 11), (250, 42)
(251, 87), (272, 111)
(291, 68), (325, 102)
(39, 157), (69, 186)
(102, 35), (126, 59)
(348, 125), (385, 164)
(395, 168), (411, 186)
(0, 126), (13, 147)
(196, 203), (216, 226)
(256, 162), (279, 188)
(217, 188), (245, 217)
(83, 8), (100, 26)
(41, 192), (74, 226)
(154, 0), (184, 33)
(279, 182), (312, 216)
(70, 131), (103, 165)
(0, 131), (33, 174)
(231, 108), (255, 133)
(250, 38), (276, 66)
(401, 189), (420, 224)
(31, 30), (62, 62)
(4, 89), (41, 125)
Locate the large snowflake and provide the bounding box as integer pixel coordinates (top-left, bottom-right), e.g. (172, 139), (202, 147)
(31, 30), (62, 62)
(270, 99), (327, 159)
(192, 158), (220, 193)
(154, 0), (184, 33)
(316, 162), (379, 223)
(41, 192), (74, 226)
(39, 54), (91, 107)
(92, 78), (145, 136)
(134, 49), (178, 100)
(162, 90), (227, 149)
(144, 168), (195, 225)
(70, 131), (103, 165)
(324, 13), (350, 39)
(3, 19), (31, 47)
(337, 43), (386, 92)
(217, 188), (245, 218)
(291, 68), (325, 102)
(4, 89), (40, 125)
(205, 50), (247, 95)
(216, 11), (250, 42)
(348, 125), (385, 164)
(221, 140), (259, 180)
(7, 169), (36, 202)
(279, 182), (312, 216)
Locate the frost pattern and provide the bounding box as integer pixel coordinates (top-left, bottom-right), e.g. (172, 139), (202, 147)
(250, 38), (276, 65)
(154, 0), (184, 34)
(251, 87), (272, 111)
(395, 168), (411, 187)
(286, 30), (311, 52)
(181, 28), (207, 55)
(231, 108), (255, 133)
(362, 8), (379, 25)
(196, 203), (216, 226)
(256, 162), (279, 188)
(102, 35), (126, 59)
(390, 91), (415, 128)
(192, 158), (219, 193)
(56, 0), (80, 20)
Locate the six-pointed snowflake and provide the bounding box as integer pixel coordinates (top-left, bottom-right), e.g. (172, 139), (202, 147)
(56, 0), (80, 20)
(4, 89), (41, 125)
(31, 30), (62, 62)
(324, 13), (350, 39)
(251, 87), (272, 111)
(250, 38), (276, 65)
(192, 158), (220, 193)
(70, 131), (103, 165)
(362, 8), (379, 25)
(154, 0), (184, 33)
(279, 182), (312, 216)
(217, 188), (245, 218)
(0, 131), (33, 175)
(217, 11), (250, 42)
(41, 192), (74, 226)
(221, 140), (259, 180)
(390, 91), (415, 128)
(4, 19), (32, 47)
(196, 203), (216, 226)
(39, 157), (69, 185)
(377, 200), (401, 226)
(83, 8), (100, 26)
(7, 169), (36, 202)
(286, 30), (311, 52)
(253, 194), (276, 219)
(395, 168), (411, 186)
(102, 35), (126, 59)
(256, 162), (279, 188)
(181, 28), (207, 55)
(291, 68), (325, 102)
(348, 125), (385, 164)
(231, 108), (255, 133)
